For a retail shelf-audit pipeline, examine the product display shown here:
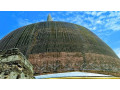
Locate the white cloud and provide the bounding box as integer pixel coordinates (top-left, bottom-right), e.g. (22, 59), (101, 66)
(65, 11), (75, 15)
(96, 20), (102, 24)
(84, 11), (96, 16)
(84, 11), (107, 16)
(99, 15), (106, 20)
(91, 11), (97, 16)
(92, 27), (96, 30)
(114, 48), (120, 58)
(96, 12), (104, 16)
(104, 17), (120, 31)
(84, 11), (120, 31)
(18, 11), (120, 32)
(40, 19), (45, 22)
(18, 18), (32, 26)
(47, 11), (120, 32)
(109, 11), (120, 17)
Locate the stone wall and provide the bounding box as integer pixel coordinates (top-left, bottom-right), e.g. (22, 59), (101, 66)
(0, 48), (34, 79)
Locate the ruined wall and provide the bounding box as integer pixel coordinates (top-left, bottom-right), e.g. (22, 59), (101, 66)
(0, 48), (34, 79)
(29, 52), (120, 76)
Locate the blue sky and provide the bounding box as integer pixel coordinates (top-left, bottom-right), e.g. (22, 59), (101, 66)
(0, 11), (120, 58)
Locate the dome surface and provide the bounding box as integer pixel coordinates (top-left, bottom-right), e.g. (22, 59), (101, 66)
(0, 20), (120, 76)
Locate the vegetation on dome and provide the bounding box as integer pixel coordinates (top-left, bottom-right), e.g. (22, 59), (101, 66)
(0, 21), (120, 76)
(0, 21), (118, 58)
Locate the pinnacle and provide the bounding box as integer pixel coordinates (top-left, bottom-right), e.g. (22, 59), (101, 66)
(47, 14), (53, 21)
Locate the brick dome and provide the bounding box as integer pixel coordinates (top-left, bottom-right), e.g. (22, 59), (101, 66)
(0, 15), (120, 76)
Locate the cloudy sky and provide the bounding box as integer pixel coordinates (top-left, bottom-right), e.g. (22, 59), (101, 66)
(0, 11), (120, 58)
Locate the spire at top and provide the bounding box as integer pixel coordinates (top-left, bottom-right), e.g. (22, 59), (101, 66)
(47, 14), (53, 21)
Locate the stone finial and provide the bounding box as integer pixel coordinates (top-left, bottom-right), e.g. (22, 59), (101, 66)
(47, 14), (53, 21)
